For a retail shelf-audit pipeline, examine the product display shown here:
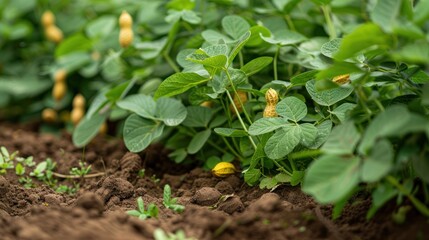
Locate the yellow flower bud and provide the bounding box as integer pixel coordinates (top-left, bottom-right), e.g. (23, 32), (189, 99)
(212, 162), (237, 177)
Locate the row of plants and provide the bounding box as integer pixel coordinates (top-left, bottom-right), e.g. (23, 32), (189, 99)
(2, 0), (429, 219)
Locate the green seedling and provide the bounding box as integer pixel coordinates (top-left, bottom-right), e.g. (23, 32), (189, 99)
(56, 184), (79, 195)
(30, 158), (57, 187)
(18, 177), (34, 189)
(154, 229), (195, 240)
(0, 146), (17, 174)
(127, 197), (159, 220)
(70, 161), (91, 177)
(163, 184), (185, 213)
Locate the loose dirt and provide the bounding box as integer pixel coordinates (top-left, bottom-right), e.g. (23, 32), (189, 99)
(0, 122), (428, 240)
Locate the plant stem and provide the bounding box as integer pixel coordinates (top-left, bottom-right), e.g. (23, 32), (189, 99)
(321, 5), (337, 40)
(224, 69), (253, 125)
(221, 136), (243, 161)
(163, 52), (180, 73)
(273, 46), (279, 80)
(238, 51), (244, 68)
(225, 90), (257, 150)
(288, 149), (322, 160)
(386, 175), (429, 217)
(53, 172), (105, 179)
(284, 15), (296, 31)
(272, 159), (292, 175)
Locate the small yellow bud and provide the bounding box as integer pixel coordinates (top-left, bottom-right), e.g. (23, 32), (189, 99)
(52, 81), (67, 102)
(71, 108), (85, 126)
(72, 94), (85, 109)
(333, 74), (350, 85)
(119, 28), (133, 48)
(54, 69), (67, 83)
(45, 25), (63, 43)
(263, 88), (279, 118)
(119, 11), (133, 29)
(41, 11), (55, 27)
(200, 101), (213, 108)
(212, 162), (237, 177)
(42, 108), (58, 123)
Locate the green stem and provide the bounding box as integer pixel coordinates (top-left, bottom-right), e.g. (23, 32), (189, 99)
(273, 46), (279, 80)
(321, 5), (337, 39)
(163, 52), (180, 73)
(374, 98), (385, 112)
(225, 90), (257, 150)
(238, 51), (244, 68)
(221, 136), (243, 161)
(386, 175), (429, 217)
(288, 149), (322, 160)
(284, 15), (296, 31)
(224, 69), (253, 125)
(272, 159), (292, 176)
(288, 158), (297, 171)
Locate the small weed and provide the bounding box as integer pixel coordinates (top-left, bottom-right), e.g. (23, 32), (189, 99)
(153, 229), (195, 240)
(70, 161), (91, 177)
(138, 169), (145, 178)
(163, 184), (185, 213)
(127, 197), (159, 220)
(56, 184), (79, 195)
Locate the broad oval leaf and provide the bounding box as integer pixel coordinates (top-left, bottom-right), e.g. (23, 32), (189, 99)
(123, 114), (164, 152)
(248, 117), (289, 135)
(302, 155), (360, 204)
(72, 112), (108, 147)
(322, 121), (360, 155)
(154, 72), (209, 99)
(155, 98), (187, 126)
(265, 125), (301, 159)
(276, 96), (307, 122)
(299, 123), (318, 147)
(361, 139), (393, 182)
(222, 15), (250, 39)
(214, 128), (248, 137)
(308, 120), (333, 149)
(240, 56), (273, 76)
(188, 129), (211, 154)
(181, 106), (213, 128)
(306, 80), (353, 106)
(117, 94), (156, 119)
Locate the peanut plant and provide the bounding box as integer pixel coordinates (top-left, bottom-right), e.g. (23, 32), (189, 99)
(1, 0), (429, 219)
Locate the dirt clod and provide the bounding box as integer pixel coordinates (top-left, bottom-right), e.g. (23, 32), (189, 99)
(191, 187), (222, 206)
(218, 195), (244, 214)
(95, 177), (134, 202)
(0, 176), (10, 194)
(75, 192), (104, 214)
(249, 193), (281, 212)
(215, 180), (234, 194)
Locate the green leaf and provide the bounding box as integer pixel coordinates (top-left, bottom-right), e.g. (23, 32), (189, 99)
(334, 23), (388, 61)
(306, 80), (353, 106)
(55, 34), (92, 58)
(276, 97), (307, 122)
(244, 169), (261, 186)
(303, 155), (360, 203)
(214, 128), (248, 137)
(290, 170), (304, 186)
(370, 0), (401, 32)
(413, 0), (429, 24)
(222, 15), (250, 39)
(259, 177), (278, 189)
(265, 125), (301, 159)
(85, 16), (116, 38)
(316, 62), (362, 80)
(299, 123), (318, 147)
(412, 152), (429, 184)
(392, 43), (429, 64)
(240, 57), (273, 76)
(168, 148), (187, 163)
(156, 98), (187, 126)
(105, 80), (134, 103)
(188, 129), (211, 154)
(320, 38), (341, 58)
(181, 106), (213, 128)
(163, 184), (172, 205)
(260, 29), (306, 46)
(123, 114), (164, 152)
(247, 25), (271, 47)
(86, 91), (108, 118)
(117, 94), (156, 119)
(248, 118), (289, 135)
(228, 31), (251, 64)
(322, 121), (360, 155)
(135, 38), (168, 60)
(290, 70), (318, 86)
(330, 103), (356, 122)
(154, 72), (209, 99)
(311, 0), (332, 5)
(361, 139), (393, 182)
(274, 173), (291, 183)
(72, 112), (108, 147)
(358, 105), (410, 154)
(367, 182), (398, 219)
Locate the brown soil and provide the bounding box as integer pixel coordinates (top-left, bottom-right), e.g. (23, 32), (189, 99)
(0, 122), (428, 240)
